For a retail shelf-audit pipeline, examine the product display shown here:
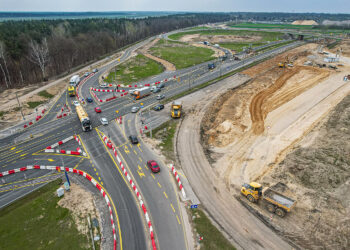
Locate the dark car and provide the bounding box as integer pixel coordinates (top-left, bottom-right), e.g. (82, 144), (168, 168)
(129, 135), (139, 144)
(147, 160), (160, 173)
(87, 97), (93, 103)
(153, 104), (164, 111)
(153, 87), (161, 93)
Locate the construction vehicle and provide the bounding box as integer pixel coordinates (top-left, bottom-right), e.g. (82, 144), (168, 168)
(68, 86), (76, 97)
(241, 182), (296, 217)
(132, 87), (151, 100)
(278, 56), (294, 68)
(171, 101), (182, 118)
(69, 75), (80, 87)
(76, 105), (92, 132)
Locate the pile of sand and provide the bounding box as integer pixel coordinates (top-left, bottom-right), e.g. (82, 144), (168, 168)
(292, 20), (318, 25)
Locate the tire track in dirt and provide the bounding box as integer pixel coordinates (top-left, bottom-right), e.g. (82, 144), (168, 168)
(249, 66), (301, 135)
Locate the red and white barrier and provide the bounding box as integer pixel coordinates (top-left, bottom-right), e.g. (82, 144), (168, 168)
(0, 166), (118, 250)
(170, 164), (186, 199)
(46, 136), (74, 149)
(110, 75), (176, 89)
(91, 87), (126, 93)
(23, 109), (46, 128)
(44, 148), (87, 156)
(101, 132), (157, 250)
(74, 135), (81, 145)
(57, 104), (71, 119)
(91, 91), (125, 103)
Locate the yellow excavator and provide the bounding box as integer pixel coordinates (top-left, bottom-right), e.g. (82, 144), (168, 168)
(278, 56), (293, 68)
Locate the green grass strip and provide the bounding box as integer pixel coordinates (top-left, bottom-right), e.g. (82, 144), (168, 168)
(0, 179), (90, 250)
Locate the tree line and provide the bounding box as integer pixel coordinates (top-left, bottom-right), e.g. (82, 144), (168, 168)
(0, 13), (234, 90)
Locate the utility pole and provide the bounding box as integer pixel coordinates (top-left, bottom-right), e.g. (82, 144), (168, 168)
(16, 93), (25, 120)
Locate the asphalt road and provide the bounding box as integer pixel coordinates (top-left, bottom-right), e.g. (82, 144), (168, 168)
(0, 30), (306, 250)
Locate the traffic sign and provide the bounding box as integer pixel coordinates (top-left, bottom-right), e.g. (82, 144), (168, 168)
(140, 105), (144, 108)
(190, 204), (198, 209)
(140, 103), (143, 105)
(116, 110), (119, 114)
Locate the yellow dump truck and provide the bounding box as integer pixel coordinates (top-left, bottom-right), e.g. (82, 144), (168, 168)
(171, 101), (182, 118)
(68, 86), (76, 97)
(241, 182), (296, 217)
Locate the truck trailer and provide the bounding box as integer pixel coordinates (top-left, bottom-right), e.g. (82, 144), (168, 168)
(133, 87), (151, 100)
(241, 182), (296, 217)
(76, 105), (92, 132)
(69, 75), (80, 87)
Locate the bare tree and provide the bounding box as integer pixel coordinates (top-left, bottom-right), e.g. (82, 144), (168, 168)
(28, 38), (50, 80)
(0, 41), (12, 88)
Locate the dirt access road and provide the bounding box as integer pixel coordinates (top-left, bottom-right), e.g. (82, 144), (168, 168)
(176, 74), (292, 250)
(138, 38), (176, 71)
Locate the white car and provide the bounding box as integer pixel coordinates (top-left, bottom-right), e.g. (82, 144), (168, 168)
(100, 83), (108, 88)
(84, 72), (90, 77)
(100, 117), (108, 125)
(131, 106), (140, 113)
(73, 101), (80, 106)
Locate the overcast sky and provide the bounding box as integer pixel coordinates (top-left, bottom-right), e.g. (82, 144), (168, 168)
(0, 0), (349, 13)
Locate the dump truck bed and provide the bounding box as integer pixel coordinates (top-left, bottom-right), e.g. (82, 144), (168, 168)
(263, 189), (296, 212)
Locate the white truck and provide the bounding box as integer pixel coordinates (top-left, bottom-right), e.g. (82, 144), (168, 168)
(132, 87), (151, 100)
(69, 75), (80, 87)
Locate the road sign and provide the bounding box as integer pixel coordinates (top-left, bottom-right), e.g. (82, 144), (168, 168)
(191, 204), (198, 209)
(116, 110), (119, 114)
(140, 103), (143, 105)
(140, 105), (144, 108)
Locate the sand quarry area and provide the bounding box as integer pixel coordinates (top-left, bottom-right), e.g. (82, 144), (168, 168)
(201, 43), (350, 248)
(179, 33), (262, 44)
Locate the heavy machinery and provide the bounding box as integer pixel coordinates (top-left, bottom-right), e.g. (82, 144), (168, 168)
(278, 56), (293, 68)
(68, 86), (76, 97)
(132, 87), (151, 100)
(241, 182), (296, 217)
(171, 101), (182, 118)
(76, 105), (92, 132)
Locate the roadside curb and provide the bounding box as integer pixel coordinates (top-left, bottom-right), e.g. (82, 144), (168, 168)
(170, 164), (186, 199)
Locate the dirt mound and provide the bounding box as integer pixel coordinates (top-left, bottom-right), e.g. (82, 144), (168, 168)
(292, 20), (318, 25)
(180, 34), (261, 44)
(200, 42), (350, 248)
(261, 94), (350, 249)
(58, 183), (99, 235)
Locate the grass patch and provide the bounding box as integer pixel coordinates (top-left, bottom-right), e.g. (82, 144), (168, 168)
(105, 54), (164, 84)
(0, 179), (90, 250)
(191, 208), (236, 250)
(255, 40), (295, 53)
(219, 42), (265, 52)
(229, 22), (314, 30)
(150, 40), (215, 69)
(168, 29), (283, 42)
(27, 101), (45, 109)
(38, 90), (54, 99)
(146, 119), (178, 161)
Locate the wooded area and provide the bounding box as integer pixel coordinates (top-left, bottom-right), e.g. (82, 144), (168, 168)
(0, 13), (233, 90)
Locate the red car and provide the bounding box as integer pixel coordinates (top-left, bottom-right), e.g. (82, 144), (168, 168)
(95, 107), (102, 113)
(147, 160), (160, 173)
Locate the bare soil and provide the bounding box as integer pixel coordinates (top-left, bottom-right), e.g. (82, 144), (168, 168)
(180, 34), (262, 44)
(58, 183), (100, 235)
(200, 43), (350, 248)
(330, 39), (350, 57)
(191, 43), (225, 57)
(292, 20), (318, 25)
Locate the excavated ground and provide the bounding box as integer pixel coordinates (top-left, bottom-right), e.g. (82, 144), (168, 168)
(200, 42), (350, 248)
